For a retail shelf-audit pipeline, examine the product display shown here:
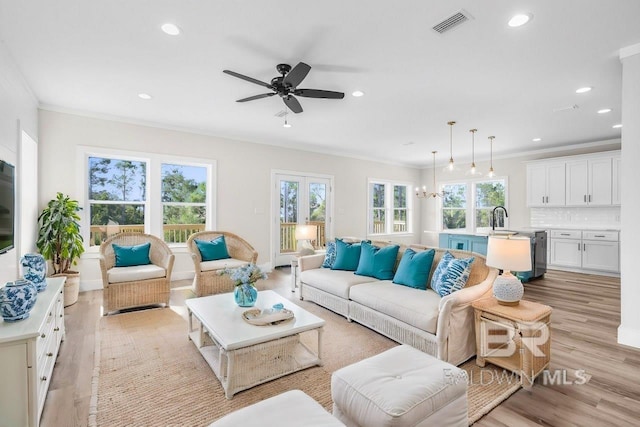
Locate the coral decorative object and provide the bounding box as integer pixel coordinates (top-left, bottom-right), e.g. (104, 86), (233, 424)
(0, 279), (38, 322)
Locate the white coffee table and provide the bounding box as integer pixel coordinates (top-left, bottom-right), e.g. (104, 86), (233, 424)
(186, 290), (325, 399)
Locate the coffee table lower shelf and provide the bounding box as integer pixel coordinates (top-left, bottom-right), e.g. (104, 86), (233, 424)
(188, 325), (322, 399)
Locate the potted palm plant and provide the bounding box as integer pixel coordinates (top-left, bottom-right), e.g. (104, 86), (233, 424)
(36, 192), (85, 307)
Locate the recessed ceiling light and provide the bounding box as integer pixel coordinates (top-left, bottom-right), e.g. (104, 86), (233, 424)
(597, 108), (612, 114)
(576, 87), (592, 94)
(403, 141), (415, 146)
(138, 93), (153, 100)
(508, 13), (533, 27)
(161, 23), (181, 36)
(613, 124), (623, 129)
(352, 90), (365, 97)
(532, 138), (542, 142)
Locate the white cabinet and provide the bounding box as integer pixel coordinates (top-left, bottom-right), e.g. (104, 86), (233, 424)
(549, 229), (619, 273)
(0, 277), (66, 427)
(612, 155), (621, 205)
(565, 158), (612, 206)
(526, 162), (565, 207)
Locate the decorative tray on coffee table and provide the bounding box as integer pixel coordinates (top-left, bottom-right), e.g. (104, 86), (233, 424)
(242, 308), (295, 326)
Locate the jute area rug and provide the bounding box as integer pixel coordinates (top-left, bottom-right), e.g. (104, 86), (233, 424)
(90, 304), (519, 426)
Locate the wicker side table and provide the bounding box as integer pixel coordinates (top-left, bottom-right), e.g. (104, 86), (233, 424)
(472, 297), (552, 390)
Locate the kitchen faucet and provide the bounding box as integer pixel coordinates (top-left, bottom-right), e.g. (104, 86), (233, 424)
(492, 206), (508, 231)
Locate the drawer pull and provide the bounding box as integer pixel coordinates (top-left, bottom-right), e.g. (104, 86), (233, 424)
(594, 235), (605, 238)
(560, 233), (571, 236)
(41, 376), (47, 381)
(60, 314), (63, 318)
(54, 327), (60, 332)
(49, 312), (53, 316)
(41, 333), (46, 339)
(47, 352), (53, 357)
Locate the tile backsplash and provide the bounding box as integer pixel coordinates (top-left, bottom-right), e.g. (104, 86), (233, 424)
(530, 207), (621, 229)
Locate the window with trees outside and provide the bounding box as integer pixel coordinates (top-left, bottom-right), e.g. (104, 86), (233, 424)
(369, 180), (411, 235)
(85, 150), (214, 247)
(441, 178), (507, 231)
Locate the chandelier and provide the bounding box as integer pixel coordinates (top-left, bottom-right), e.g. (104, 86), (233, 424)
(416, 151), (445, 199)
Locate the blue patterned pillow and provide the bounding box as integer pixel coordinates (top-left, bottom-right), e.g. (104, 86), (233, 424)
(430, 251), (475, 297)
(322, 241), (337, 268)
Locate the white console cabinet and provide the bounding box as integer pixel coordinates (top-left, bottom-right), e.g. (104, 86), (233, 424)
(0, 277), (66, 427)
(549, 229), (619, 273)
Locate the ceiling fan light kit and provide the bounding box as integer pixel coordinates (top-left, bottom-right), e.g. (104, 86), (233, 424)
(223, 62), (345, 115)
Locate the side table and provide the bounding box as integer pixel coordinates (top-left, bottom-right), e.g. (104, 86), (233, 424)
(472, 297), (552, 390)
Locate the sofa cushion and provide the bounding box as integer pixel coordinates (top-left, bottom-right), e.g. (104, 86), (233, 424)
(430, 251), (475, 297)
(355, 241), (400, 280)
(349, 281), (440, 334)
(200, 258), (249, 272)
(108, 264), (166, 284)
(301, 268), (379, 299)
(331, 239), (364, 271)
(392, 248), (435, 290)
(195, 236), (231, 261)
(113, 242), (151, 267)
(322, 241), (337, 268)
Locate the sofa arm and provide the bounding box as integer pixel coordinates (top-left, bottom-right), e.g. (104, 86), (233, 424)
(439, 268), (498, 309)
(299, 253), (325, 272)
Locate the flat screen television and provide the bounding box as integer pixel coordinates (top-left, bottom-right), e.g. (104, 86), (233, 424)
(0, 160), (15, 254)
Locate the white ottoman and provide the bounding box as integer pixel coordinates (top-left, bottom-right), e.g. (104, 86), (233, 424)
(208, 389), (346, 427)
(331, 345), (468, 427)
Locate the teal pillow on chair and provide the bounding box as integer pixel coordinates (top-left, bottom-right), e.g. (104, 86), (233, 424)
(392, 248), (435, 289)
(195, 236), (231, 261)
(430, 251), (475, 297)
(113, 242), (151, 267)
(331, 239), (364, 271)
(355, 241), (400, 280)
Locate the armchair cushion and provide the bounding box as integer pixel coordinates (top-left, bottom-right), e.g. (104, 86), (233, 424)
(195, 236), (231, 261)
(113, 242), (151, 267)
(107, 264), (166, 284)
(200, 258), (249, 272)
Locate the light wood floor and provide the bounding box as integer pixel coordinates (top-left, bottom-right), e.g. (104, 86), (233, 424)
(40, 269), (640, 427)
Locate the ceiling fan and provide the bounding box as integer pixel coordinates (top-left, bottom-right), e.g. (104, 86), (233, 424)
(223, 62), (345, 113)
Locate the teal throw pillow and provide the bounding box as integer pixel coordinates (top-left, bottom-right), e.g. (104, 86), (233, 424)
(430, 251), (475, 297)
(392, 248), (435, 290)
(322, 241), (337, 268)
(331, 239), (364, 271)
(113, 242), (151, 267)
(195, 236), (231, 262)
(355, 241), (400, 280)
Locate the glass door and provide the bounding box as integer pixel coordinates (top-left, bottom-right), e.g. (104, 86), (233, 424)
(274, 173), (331, 266)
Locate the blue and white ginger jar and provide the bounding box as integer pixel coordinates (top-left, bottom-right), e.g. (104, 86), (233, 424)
(0, 279), (38, 322)
(20, 253), (47, 292)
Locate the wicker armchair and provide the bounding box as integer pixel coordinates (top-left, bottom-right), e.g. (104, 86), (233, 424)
(187, 231), (258, 297)
(99, 232), (175, 315)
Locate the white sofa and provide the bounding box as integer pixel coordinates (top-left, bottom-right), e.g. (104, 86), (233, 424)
(299, 241), (498, 366)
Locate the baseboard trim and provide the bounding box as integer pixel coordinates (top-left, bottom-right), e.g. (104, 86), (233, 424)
(618, 325), (640, 349)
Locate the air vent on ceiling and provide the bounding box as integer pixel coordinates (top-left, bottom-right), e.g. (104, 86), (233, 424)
(274, 110), (287, 118)
(432, 9), (473, 34)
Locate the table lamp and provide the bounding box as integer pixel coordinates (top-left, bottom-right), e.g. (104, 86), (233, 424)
(486, 235), (532, 306)
(295, 224), (318, 256)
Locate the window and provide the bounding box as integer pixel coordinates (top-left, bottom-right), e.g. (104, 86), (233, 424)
(368, 180), (412, 235)
(161, 164), (207, 243)
(442, 183), (467, 230)
(82, 147), (215, 247)
(440, 178), (507, 231)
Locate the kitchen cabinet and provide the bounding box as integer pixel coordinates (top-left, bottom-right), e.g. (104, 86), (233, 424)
(526, 162), (566, 207)
(549, 229), (619, 273)
(0, 277), (66, 427)
(439, 233), (488, 255)
(565, 158), (612, 206)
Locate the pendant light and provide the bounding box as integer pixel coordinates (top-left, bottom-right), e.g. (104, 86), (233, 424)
(488, 136), (495, 177)
(416, 151), (444, 199)
(447, 121), (456, 171)
(466, 128), (480, 176)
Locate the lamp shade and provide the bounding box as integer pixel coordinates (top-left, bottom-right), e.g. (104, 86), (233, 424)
(295, 224), (317, 241)
(486, 236), (532, 272)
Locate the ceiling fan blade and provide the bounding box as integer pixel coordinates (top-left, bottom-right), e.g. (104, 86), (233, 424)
(223, 70), (274, 89)
(236, 93), (276, 102)
(283, 95), (303, 114)
(295, 89), (345, 99)
(283, 62), (311, 88)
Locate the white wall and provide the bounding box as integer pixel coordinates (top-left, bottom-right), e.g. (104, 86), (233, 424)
(619, 43), (640, 349)
(0, 42), (39, 284)
(38, 109), (422, 291)
(419, 141), (621, 247)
